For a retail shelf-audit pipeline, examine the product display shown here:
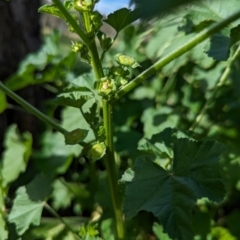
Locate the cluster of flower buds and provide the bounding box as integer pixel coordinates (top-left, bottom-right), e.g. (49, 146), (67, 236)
(71, 41), (90, 62)
(96, 77), (117, 97)
(115, 53), (140, 69)
(74, 0), (98, 12)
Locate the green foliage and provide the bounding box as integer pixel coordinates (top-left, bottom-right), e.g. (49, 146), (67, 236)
(8, 174), (51, 235)
(121, 137), (226, 239)
(104, 8), (136, 34)
(1, 0), (240, 239)
(1, 125), (32, 187)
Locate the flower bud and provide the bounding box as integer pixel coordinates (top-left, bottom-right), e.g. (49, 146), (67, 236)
(97, 78), (116, 96)
(71, 41), (83, 53)
(88, 142), (106, 161)
(115, 53), (140, 68)
(65, 128), (88, 145)
(74, 0), (94, 12)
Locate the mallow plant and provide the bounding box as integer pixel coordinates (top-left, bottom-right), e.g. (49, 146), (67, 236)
(1, 0), (240, 239)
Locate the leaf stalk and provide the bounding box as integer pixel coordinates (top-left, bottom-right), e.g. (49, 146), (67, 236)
(113, 10), (240, 102)
(102, 99), (124, 240)
(190, 43), (240, 131)
(0, 82), (68, 135)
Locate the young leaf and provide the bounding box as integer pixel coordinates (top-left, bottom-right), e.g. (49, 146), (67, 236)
(38, 4), (66, 20)
(53, 90), (93, 109)
(1, 125), (32, 188)
(104, 8), (136, 34)
(8, 174), (51, 235)
(121, 138), (227, 240)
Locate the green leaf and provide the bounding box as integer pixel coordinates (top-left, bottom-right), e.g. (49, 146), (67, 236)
(104, 8), (136, 34)
(53, 88), (94, 109)
(204, 34), (231, 61)
(0, 91), (7, 114)
(64, 128), (88, 145)
(132, 0), (196, 19)
(153, 222), (171, 240)
(8, 174), (51, 235)
(121, 138), (226, 240)
(230, 24), (240, 45)
(141, 107), (179, 138)
(51, 179), (75, 210)
(34, 130), (82, 176)
(181, 1), (240, 29)
(62, 107), (95, 144)
(38, 4), (65, 20)
(138, 128), (192, 159)
(0, 216), (8, 240)
(1, 125), (32, 188)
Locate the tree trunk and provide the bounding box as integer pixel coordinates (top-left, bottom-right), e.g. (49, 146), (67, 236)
(0, 0), (41, 149)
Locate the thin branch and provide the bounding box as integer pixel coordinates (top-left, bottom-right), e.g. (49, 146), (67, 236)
(0, 82), (68, 135)
(102, 99), (124, 240)
(113, 10), (240, 102)
(52, 0), (90, 45)
(44, 203), (81, 240)
(190, 44), (240, 131)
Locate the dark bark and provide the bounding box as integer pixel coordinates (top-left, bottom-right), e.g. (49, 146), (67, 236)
(0, 0), (42, 149)
(0, 0), (41, 79)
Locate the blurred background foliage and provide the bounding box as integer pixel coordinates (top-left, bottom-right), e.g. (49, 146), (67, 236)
(1, 0), (240, 239)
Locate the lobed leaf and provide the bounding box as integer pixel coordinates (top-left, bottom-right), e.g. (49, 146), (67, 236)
(122, 138), (227, 240)
(104, 8), (137, 34)
(53, 87), (94, 109)
(38, 4), (65, 20)
(1, 125), (32, 188)
(8, 174), (51, 235)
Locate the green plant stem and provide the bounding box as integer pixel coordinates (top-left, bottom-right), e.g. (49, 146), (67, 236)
(44, 203), (81, 240)
(88, 39), (104, 79)
(101, 33), (119, 61)
(102, 99), (124, 240)
(83, 11), (104, 79)
(190, 44), (240, 131)
(53, 0), (104, 80)
(113, 10), (240, 102)
(52, 0), (90, 45)
(0, 82), (68, 135)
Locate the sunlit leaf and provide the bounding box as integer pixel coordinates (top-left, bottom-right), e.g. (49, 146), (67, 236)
(53, 88), (94, 109)
(1, 125), (32, 188)
(38, 4), (65, 20)
(8, 174), (51, 235)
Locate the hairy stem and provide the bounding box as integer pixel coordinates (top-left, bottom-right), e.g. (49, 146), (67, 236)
(190, 44), (240, 131)
(0, 82), (68, 135)
(44, 203), (81, 240)
(52, 0), (90, 45)
(113, 10), (240, 102)
(102, 99), (124, 240)
(81, 7), (123, 239)
(83, 11), (104, 80)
